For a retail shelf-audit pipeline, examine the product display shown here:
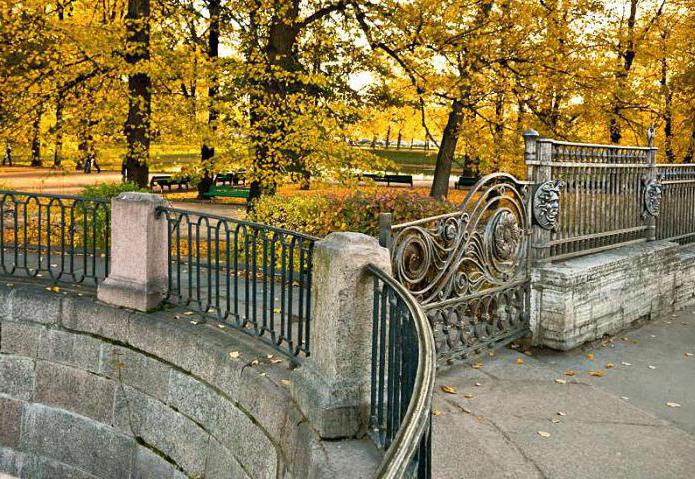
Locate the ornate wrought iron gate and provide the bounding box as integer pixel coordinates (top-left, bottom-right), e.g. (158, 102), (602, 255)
(382, 173), (532, 362)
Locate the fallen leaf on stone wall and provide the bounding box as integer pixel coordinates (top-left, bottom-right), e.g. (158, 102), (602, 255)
(229, 351), (241, 359)
(586, 353), (594, 360)
(515, 358), (525, 365)
(537, 431), (551, 438)
(588, 370), (604, 377)
(666, 402), (681, 408)
(441, 385), (457, 394)
(564, 370), (576, 376)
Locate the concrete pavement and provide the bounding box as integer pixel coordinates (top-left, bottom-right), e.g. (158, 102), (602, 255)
(432, 306), (695, 479)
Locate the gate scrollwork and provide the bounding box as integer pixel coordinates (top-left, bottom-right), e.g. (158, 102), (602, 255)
(390, 173), (531, 361)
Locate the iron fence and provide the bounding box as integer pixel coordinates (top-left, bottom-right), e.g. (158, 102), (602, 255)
(656, 164), (695, 244)
(527, 137), (657, 261)
(157, 207), (316, 359)
(367, 264), (435, 479)
(0, 190), (110, 284)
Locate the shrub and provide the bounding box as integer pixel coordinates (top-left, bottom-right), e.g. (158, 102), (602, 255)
(248, 190), (457, 238)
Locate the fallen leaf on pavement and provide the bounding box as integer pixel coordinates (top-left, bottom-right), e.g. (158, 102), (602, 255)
(648, 365), (657, 369)
(621, 396), (629, 401)
(557, 411), (567, 416)
(564, 370), (577, 376)
(588, 370), (604, 377)
(441, 385), (457, 394)
(229, 351), (241, 359)
(463, 394), (474, 399)
(586, 353), (595, 360)
(432, 409), (441, 416)
(554, 379), (567, 384)
(621, 362), (632, 366)
(551, 419), (561, 424)
(472, 362), (484, 369)
(515, 357), (525, 365)
(537, 431), (551, 438)
(666, 402), (681, 408)
(605, 363), (614, 369)
(474, 382), (482, 387)
(685, 353), (693, 357)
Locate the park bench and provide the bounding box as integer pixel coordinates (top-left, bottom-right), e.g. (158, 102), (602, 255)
(203, 184), (251, 201)
(150, 175), (191, 191)
(214, 171), (246, 186)
(454, 175), (480, 189)
(362, 174), (414, 187)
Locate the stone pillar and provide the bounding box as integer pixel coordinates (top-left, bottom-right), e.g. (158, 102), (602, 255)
(97, 192), (169, 312)
(290, 232), (390, 439)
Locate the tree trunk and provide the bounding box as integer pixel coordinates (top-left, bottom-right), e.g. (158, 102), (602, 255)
(684, 116), (695, 164)
(247, 1), (301, 206)
(396, 129), (402, 149)
(610, 0), (637, 144)
(198, 0), (221, 199)
(31, 107), (43, 167)
(430, 99), (463, 199)
(123, 0), (151, 187)
(660, 31), (675, 163)
(3, 140), (12, 166)
(385, 125), (391, 149)
(53, 93), (64, 167)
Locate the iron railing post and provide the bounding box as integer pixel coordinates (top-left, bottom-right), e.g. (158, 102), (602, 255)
(379, 212), (393, 250)
(646, 128), (658, 241)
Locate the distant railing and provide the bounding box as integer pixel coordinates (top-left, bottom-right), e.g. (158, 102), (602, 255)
(0, 190), (110, 284)
(656, 164), (695, 244)
(526, 134), (658, 261)
(157, 207), (317, 359)
(367, 264), (435, 479)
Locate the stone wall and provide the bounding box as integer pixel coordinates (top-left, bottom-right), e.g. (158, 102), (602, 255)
(532, 241), (695, 350)
(0, 283), (378, 479)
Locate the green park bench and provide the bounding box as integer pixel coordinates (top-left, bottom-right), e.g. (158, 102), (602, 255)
(203, 184), (251, 201)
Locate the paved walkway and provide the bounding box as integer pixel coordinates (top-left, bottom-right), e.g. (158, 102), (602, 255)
(432, 307), (695, 478)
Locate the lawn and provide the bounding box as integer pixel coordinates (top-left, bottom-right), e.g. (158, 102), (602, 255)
(8, 144), (447, 176)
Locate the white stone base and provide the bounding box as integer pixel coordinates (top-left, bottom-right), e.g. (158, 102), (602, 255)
(532, 241), (695, 350)
(97, 276), (166, 312)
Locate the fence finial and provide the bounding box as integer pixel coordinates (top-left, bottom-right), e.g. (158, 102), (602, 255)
(647, 125), (656, 147)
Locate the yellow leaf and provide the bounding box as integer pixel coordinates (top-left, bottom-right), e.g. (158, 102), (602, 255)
(554, 378), (566, 384)
(605, 363), (614, 369)
(463, 393), (474, 399)
(440, 385), (457, 394)
(588, 370), (604, 377)
(666, 402), (681, 408)
(586, 353), (594, 360)
(564, 370), (576, 376)
(229, 351), (241, 359)
(432, 409), (441, 416)
(537, 431), (551, 438)
(471, 362), (484, 369)
(515, 358), (525, 365)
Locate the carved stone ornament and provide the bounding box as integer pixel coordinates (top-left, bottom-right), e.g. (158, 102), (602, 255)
(643, 178), (663, 217)
(533, 180), (562, 230)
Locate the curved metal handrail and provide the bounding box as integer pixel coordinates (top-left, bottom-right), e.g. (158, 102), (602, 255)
(366, 264), (436, 479)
